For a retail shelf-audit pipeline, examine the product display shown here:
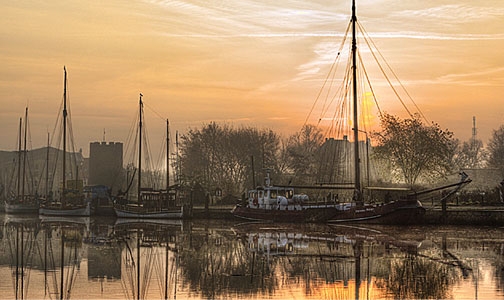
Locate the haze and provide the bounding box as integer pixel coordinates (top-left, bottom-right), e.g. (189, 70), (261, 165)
(1, 0), (503, 156)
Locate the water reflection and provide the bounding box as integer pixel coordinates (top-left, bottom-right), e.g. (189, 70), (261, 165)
(1, 215), (504, 299)
(112, 219), (180, 300)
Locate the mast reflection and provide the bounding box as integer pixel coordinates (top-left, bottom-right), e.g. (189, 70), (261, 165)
(113, 219), (182, 300)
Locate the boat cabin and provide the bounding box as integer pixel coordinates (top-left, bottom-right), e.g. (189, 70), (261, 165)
(247, 186), (308, 210)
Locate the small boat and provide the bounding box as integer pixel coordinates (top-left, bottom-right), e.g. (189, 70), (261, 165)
(39, 67), (90, 217)
(231, 170), (342, 222)
(114, 189), (184, 219)
(113, 94), (184, 219)
(39, 202), (90, 216)
(4, 107), (41, 214)
(5, 196), (39, 214)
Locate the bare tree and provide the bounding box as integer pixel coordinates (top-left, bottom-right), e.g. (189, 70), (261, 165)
(372, 113), (456, 186)
(285, 124), (324, 185)
(454, 138), (488, 169)
(179, 123), (282, 197)
(487, 125), (504, 176)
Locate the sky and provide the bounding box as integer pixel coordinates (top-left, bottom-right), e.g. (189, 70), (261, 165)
(1, 0), (503, 157)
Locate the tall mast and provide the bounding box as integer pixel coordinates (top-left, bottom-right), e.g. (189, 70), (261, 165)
(166, 119), (170, 190)
(138, 93), (143, 202)
(22, 107), (28, 199)
(351, 0), (362, 201)
(137, 94), (143, 300)
(17, 117), (22, 198)
(46, 132), (50, 199)
(175, 131), (180, 185)
(62, 66), (67, 203)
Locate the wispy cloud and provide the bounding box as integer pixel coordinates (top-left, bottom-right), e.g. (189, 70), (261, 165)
(393, 4), (504, 23)
(437, 67), (504, 86)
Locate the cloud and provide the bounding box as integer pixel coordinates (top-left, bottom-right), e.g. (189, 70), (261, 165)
(393, 4), (504, 23)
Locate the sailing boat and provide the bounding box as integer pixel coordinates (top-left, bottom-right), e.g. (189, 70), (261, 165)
(113, 94), (184, 219)
(4, 108), (41, 214)
(39, 67), (90, 216)
(324, 0), (472, 223)
(232, 1), (471, 224)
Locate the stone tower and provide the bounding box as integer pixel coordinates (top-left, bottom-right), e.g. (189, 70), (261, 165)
(88, 142), (123, 193)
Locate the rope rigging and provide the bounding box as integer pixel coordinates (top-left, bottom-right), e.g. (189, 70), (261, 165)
(306, 17), (429, 137)
(357, 22), (428, 123)
(302, 11), (432, 187)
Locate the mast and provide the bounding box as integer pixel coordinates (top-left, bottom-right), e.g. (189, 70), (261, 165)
(62, 66), (67, 204)
(166, 119), (170, 190)
(45, 132), (50, 198)
(17, 117), (22, 198)
(22, 107), (28, 199)
(136, 230), (141, 300)
(175, 131), (180, 185)
(60, 228), (64, 300)
(351, 0), (362, 202)
(138, 93), (143, 202)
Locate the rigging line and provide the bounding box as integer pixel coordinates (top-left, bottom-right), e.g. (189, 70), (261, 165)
(318, 43), (345, 124)
(358, 52), (383, 119)
(310, 53), (340, 127)
(357, 56), (370, 134)
(151, 249), (163, 298)
(141, 118), (156, 188)
(144, 101), (167, 122)
(318, 42), (349, 127)
(155, 133), (168, 188)
(323, 49), (352, 138)
(358, 22), (428, 123)
(65, 80), (80, 178)
(127, 126), (139, 178)
(360, 31), (414, 119)
(25, 114), (37, 194)
(317, 23), (352, 127)
(140, 101), (156, 187)
(305, 20), (352, 128)
(358, 23), (427, 123)
(331, 56), (353, 138)
(124, 106), (140, 169)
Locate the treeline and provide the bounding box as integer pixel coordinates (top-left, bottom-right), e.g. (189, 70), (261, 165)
(178, 122), (350, 199)
(177, 117), (504, 199)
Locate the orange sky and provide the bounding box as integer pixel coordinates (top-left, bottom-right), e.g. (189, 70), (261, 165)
(1, 0), (503, 157)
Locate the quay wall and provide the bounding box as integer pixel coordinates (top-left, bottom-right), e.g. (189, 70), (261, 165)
(424, 207), (504, 226)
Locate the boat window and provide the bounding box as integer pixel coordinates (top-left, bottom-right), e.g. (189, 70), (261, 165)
(259, 190), (263, 199)
(270, 190), (277, 199)
(286, 190), (293, 199)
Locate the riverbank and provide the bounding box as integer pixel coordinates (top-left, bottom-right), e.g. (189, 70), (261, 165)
(2, 204), (503, 225)
(423, 206), (504, 226)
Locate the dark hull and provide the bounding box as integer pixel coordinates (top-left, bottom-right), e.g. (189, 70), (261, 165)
(328, 200), (425, 225)
(4, 201), (39, 214)
(231, 200), (425, 224)
(114, 204), (183, 219)
(39, 203), (91, 216)
(231, 205), (339, 223)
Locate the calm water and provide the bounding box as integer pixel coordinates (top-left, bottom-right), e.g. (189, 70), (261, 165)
(1, 214), (504, 300)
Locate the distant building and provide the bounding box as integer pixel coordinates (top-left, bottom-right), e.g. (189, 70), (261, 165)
(318, 136), (371, 186)
(0, 147), (85, 198)
(88, 142), (123, 193)
(461, 168), (502, 191)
